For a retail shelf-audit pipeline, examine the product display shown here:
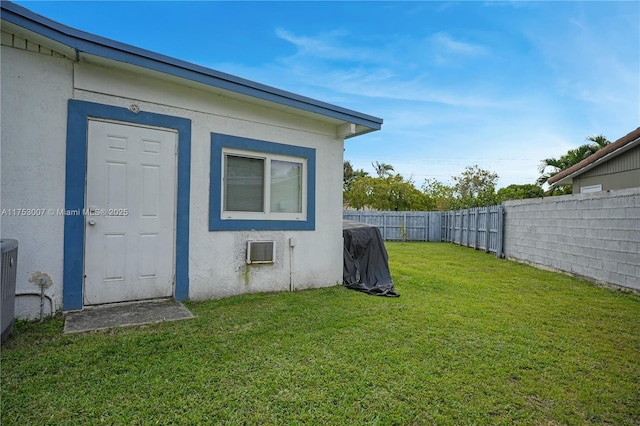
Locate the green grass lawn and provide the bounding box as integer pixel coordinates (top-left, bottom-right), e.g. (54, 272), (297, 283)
(2, 243), (639, 425)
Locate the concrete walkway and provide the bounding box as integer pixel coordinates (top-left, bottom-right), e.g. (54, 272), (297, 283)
(64, 300), (194, 334)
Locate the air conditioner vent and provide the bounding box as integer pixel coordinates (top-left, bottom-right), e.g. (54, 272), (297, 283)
(247, 241), (275, 264)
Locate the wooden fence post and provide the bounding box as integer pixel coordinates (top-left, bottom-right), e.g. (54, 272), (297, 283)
(474, 208), (480, 249)
(496, 205), (504, 258)
(485, 206), (491, 253)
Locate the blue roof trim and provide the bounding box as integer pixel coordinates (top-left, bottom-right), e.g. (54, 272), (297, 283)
(2, 1), (382, 132)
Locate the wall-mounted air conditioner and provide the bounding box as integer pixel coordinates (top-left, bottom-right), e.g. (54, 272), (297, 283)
(247, 241), (275, 264)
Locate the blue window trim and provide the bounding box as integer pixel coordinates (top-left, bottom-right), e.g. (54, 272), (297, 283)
(209, 133), (316, 231)
(63, 99), (191, 311)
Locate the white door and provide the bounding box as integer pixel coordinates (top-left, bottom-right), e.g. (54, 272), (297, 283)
(84, 120), (177, 305)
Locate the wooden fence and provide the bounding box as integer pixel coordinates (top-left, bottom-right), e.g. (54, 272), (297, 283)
(343, 206), (504, 257)
(343, 211), (441, 242)
(441, 206), (504, 257)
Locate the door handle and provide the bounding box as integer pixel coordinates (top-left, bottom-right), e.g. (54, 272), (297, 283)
(87, 206), (98, 226)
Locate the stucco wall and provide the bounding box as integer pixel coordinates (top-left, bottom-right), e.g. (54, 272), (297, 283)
(504, 188), (640, 291)
(73, 62), (345, 301)
(1, 46), (73, 318)
(2, 45), (345, 318)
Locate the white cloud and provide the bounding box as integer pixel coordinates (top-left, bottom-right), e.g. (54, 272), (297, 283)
(267, 27), (506, 108)
(430, 32), (489, 57)
(275, 27), (354, 61)
(209, 5), (638, 189)
(274, 27), (387, 65)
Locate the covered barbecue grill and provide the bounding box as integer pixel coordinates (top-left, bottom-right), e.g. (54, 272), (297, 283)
(342, 220), (399, 297)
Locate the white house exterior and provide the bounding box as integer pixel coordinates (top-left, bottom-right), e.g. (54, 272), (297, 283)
(0, 2), (382, 318)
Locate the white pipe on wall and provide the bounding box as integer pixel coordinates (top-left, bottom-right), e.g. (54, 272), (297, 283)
(288, 237), (296, 291)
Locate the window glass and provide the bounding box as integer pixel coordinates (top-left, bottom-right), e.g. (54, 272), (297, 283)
(270, 160), (302, 213)
(224, 155), (264, 212)
(580, 184), (602, 194)
(211, 132), (316, 231)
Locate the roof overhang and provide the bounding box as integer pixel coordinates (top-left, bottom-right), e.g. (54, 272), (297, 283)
(1, 1), (382, 138)
(550, 128), (640, 186)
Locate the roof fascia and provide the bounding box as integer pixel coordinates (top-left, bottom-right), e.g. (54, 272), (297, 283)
(1, 1), (382, 133)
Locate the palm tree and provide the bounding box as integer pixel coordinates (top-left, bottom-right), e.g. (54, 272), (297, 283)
(537, 135), (610, 191)
(372, 161), (394, 178)
(537, 157), (567, 186)
(586, 134), (610, 150)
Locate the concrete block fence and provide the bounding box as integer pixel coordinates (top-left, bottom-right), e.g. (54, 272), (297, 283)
(503, 187), (639, 292)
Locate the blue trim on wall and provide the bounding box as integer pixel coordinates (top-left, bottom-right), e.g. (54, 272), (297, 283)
(209, 133), (316, 231)
(2, 1), (383, 133)
(63, 100), (191, 311)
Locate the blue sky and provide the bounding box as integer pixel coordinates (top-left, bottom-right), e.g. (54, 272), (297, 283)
(15, 1), (639, 188)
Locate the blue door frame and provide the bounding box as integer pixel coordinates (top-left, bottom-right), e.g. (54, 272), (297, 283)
(63, 99), (191, 311)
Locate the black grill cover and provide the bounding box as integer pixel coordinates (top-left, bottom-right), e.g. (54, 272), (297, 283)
(343, 220), (399, 297)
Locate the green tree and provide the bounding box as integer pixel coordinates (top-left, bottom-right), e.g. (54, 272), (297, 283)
(343, 160), (368, 192)
(347, 174), (429, 211)
(421, 178), (455, 211)
(372, 161), (395, 178)
(343, 160), (369, 207)
(496, 184), (544, 203)
(344, 160), (354, 185)
(538, 134), (610, 192)
(421, 166), (500, 211)
(451, 165), (499, 209)
(586, 134), (610, 150)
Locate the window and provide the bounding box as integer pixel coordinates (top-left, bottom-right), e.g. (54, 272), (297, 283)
(210, 133), (315, 231)
(580, 184), (602, 194)
(223, 151), (305, 219)
(270, 160), (303, 214)
(225, 155), (265, 212)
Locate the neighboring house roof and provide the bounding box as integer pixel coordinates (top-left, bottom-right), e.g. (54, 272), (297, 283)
(548, 127), (640, 186)
(0, 1), (382, 137)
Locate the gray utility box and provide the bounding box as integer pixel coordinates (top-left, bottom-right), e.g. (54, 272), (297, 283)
(1, 239), (18, 342)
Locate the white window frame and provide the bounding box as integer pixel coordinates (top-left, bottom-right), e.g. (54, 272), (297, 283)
(580, 184), (602, 194)
(221, 147), (307, 221)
